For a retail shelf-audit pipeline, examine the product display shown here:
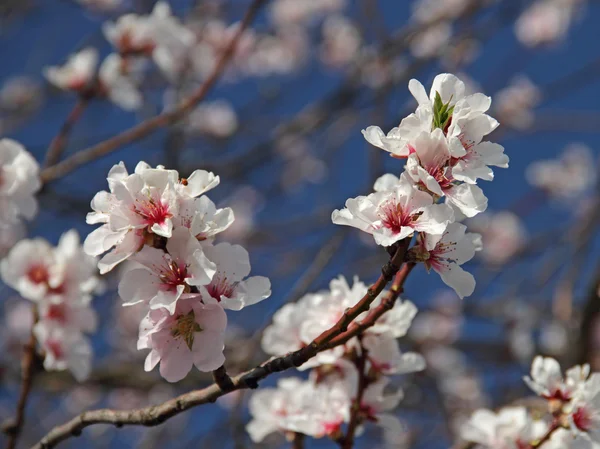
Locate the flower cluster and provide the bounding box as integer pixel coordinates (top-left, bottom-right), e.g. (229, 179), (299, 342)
(84, 162), (271, 382)
(0, 139), (40, 256)
(461, 356), (600, 448)
(0, 230), (100, 381)
(250, 276), (424, 444)
(333, 73), (507, 298)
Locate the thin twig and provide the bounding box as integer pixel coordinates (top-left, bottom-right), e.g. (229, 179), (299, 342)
(39, 0), (268, 184)
(31, 241), (412, 449)
(43, 96), (90, 168)
(291, 432), (305, 449)
(5, 306), (38, 449)
(341, 339), (369, 449)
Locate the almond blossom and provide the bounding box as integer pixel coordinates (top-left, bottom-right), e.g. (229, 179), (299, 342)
(84, 162), (219, 274)
(174, 195), (235, 241)
(1, 230), (99, 304)
(460, 406), (548, 449)
(357, 377), (406, 444)
(412, 222), (479, 299)
(524, 356), (590, 401)
(43, 48), (98, 93)
(98, 54), (143, 111)
(404, 129), (489, 217)
(118, 227), (216, 314)
(331, 173), (454, 246)
(495, 76), (541, 130)
(568, 375), (600, 444)
(468, 211), (527, 265)
(0, 139), (40, 226)
(33, 322), (94, 382)
(198, 242), (271, 311)
(137, 297), (227, 382)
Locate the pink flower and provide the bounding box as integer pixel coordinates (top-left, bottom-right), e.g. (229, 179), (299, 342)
(138, 298), (227, 382)
(198, 242), (271, 311)
(119, 227), (216, 314)
(332, 173), (454, 246)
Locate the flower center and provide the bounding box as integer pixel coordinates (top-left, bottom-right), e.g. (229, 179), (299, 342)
(573, 406), (592, 431)
(171, 310), (203, 351)
(159, 259), (189, 290)
(46, 339), (65, 360)
(45, 304), (67, 324)
(378, 200), (417, 234)
(206, 276), (236, 301)
(134, 197), (173, 229)
(27, 264), (50, 284)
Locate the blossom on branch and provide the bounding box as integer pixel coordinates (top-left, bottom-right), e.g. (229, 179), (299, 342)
(43, 48), (98, 93)
(138, 297), (227, 382)
(0, 139), (40, 226)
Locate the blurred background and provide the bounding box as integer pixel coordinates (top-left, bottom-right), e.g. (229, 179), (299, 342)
(1, 0), (600, 448)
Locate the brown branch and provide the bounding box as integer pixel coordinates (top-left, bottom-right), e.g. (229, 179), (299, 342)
(341, 340), (369, 449)
(212, 365), (234, 393)
(31, 240), (412, 449)
(43, 97), (90, 168)
(291, 432), (305, 449)
(324, 263), (416, 350)
(39, 0), (268, 185)
(5, 306), (38, 449)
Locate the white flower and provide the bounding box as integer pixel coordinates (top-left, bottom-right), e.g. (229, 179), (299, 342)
(460, 406), (548, 449)
(332, 173), (454, 246)
(246, 377), (310, 442)
(270, 0), (346, 27)
(495, 76), (541, 130)
(138, 297), (227, 382)
(319, 15), (361, 68)
(174, 195), (234, 241)
(43, 48), (98, 92)
(526, 144), (596, 200)
(524, 356), (590, 401)
(99, 54), (143, 111)
(405, 129), (489, 217)
(515, 0), (575, 47)
(362, 332), (426, 375)
(118, 227), (216, 314)
(103, 10), (156, 55)
(38, 298), (97, 334)
(33, 322), (93, 382)
(187, 101), (239, 138)
(468, 211), (527, 265)
(413, 222), (478, 299)
(359, 377), (406, 443)
(198, 242), (271, 311)
(0, 139), (40, 225)
(1, 230), (99, 303)
(0, 222), (25, 258)
(84, 162), (219, 273)
(568, 374), (600, 444)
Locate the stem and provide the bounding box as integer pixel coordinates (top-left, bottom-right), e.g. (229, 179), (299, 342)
(341, 341), (369, 449)
(212, 365), (234, 392)
(43, 97), (90, 168)
(531, 421), (560, 448)
(5, 306), (38, 449)
(291, 432), (305, 449)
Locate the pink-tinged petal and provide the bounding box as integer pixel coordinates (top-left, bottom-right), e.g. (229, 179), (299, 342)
(159, 342), (194, 382)
(430, 73), (465, 104)
(144, 349), (161, 372)
(413, 203), (454, 235)
(183, 170), (219, 197)
(150, 218), (173, 238)
(373, 174), (400, 192)
(97, 230), (143, 274)
(150, 286), (184, 314)
(408, 78), (430, 106)
(203, 242), (251, 281)
(361, 126), (408, 156)
(438, 264), (475, 299)
(463, 93), (491, 113)
(452, 160), (494, 184)
(118, 269), (159, 306)
(373, 226), (413, 247)
(192, 330), (225, 371)
(195, 303), (228, 332)
(234, 276), (272, 308)
(445, 184), (487, 218)
(475, 141), (509, 168)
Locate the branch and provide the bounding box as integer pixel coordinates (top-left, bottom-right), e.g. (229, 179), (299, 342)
(31, 240), (412, 449)
(39, 0), (268, 185)
(341, 340), (369, 449)
(291, 432), (305, 449)
(43, 96), (90, 168)
(4, 306), (38, 449)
